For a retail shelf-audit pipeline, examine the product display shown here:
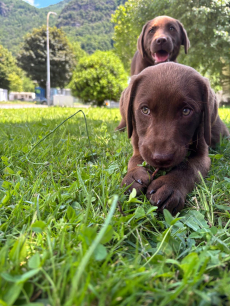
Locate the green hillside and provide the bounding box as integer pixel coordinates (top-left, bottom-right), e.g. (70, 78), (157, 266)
(0, 0), (69, 55)
(57, 0), (126, 53)
(0, 0), (125, 56)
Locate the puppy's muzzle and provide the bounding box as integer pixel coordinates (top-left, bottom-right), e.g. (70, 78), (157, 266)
(152, 152), (174, 167)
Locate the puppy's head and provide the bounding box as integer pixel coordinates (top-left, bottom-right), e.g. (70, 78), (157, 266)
(124, 63), (213, 169)
(137, 16), (190, 64)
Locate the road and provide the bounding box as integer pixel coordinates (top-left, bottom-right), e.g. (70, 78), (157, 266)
(0, 104), (48, 109)
(0, 104), (91, 109)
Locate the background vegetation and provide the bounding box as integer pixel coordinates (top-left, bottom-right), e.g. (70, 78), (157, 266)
(17, 26), (76, 88)
(0, 0), (59, 56)
(1, 0), (230, 95)
(56, 0), (126, 54)
(112, 0), (230, 88)
(0, 45), (22, 91)
(0, 0), (126, 56)
(70, 50), (128, 106)
(0, 44), (34, 92)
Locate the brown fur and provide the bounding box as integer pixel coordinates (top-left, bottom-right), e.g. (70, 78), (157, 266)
(131, 16), (190, 76)
(120, 63), (229, 215)
(117, 16), (190, 132)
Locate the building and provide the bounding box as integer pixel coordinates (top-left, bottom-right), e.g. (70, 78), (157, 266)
(9, 92), (35, 101)
(0, 88), (8, 101)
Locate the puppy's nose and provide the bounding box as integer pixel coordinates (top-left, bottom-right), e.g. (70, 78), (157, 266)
(152, 153), (174, 166)
(156, 37), (167, 45)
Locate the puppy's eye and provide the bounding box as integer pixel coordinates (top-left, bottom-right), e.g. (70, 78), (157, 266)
(182, 108), (191, 116)
(169, 26), (175, 31)
(149, 27), (155, 34)
(141, 107), (150, 115)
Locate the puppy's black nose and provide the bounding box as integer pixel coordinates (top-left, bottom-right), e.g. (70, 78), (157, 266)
(156, 37), (167, 45)
(152, 153), (174, 166)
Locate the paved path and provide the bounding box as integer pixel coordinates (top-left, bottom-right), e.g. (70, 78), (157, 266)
(0, 104), (48, 109)
(0, 104), (91, 109)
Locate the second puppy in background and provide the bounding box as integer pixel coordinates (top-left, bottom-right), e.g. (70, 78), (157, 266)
(117, 16), (190, 132)
(131, 16), (190, 75)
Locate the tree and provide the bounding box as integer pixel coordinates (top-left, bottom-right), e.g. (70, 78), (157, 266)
(112, 0), (230, 88)
(7, 73), (23, 92)
(69, 51), (128, 106)
(22, 76), (35, 92)
(69, 41), (87, 62)
(17, 26), (76, 88)
(0, 44), (23, 91)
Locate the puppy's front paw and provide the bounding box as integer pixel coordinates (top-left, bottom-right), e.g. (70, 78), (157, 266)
(122, 167), (152, 196)
(146, 178), (185, 215)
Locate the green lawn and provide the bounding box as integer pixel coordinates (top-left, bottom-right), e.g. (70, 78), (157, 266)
(0, 107), (230, 306)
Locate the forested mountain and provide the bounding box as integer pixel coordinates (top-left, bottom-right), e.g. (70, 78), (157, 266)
(0, 0), (125, 55)
(57, 0), (126, 53)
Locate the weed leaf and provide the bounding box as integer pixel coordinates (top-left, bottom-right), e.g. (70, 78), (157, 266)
(135, 206), (145, 219)
(163, 209), (174, 226)
(128, 188), (136, 201)
(28, 253), (41, 269)
(94, 244), (107, 261)
(31, 221), (46, 233)
(3, 283), (23, 306)
(100, 225), (113, 244)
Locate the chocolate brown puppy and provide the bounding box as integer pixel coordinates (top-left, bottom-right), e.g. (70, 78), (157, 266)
(117, 16), (190, 131)
(120, 63), (229, 214)
(131, 16), (190, 76)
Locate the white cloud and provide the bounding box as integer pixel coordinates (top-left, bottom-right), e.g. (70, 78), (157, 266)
(22, 0), (40, 7)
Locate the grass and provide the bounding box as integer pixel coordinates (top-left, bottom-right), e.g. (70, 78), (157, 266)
(0, 106), (230, 306)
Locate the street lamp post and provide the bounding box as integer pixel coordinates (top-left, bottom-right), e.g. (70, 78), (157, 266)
(46, 11), (57, 106)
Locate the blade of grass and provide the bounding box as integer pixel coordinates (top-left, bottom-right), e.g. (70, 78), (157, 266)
(65, 195), (118, 305)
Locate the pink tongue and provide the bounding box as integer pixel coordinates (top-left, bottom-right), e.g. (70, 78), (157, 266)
(154, 52), (169, 62)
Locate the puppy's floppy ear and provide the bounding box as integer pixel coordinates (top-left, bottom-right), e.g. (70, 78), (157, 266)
(137, 21), (150, 58)
(120, 75), (141, 138)
(177, 21), (190, 54)
(202, 78), (217, 146)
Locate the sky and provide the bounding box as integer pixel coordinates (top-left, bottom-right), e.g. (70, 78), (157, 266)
(23, 0), (61, 8)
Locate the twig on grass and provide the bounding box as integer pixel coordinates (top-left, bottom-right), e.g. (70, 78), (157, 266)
(118, 201), (126, 216)
(152, 167), (160, 179)
(26, 109), (95, 165)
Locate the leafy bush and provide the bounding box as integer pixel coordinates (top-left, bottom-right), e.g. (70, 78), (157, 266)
(70, 50), (128, 106)
(21, 76), (35, 92)
(0, 44), (23, 91)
